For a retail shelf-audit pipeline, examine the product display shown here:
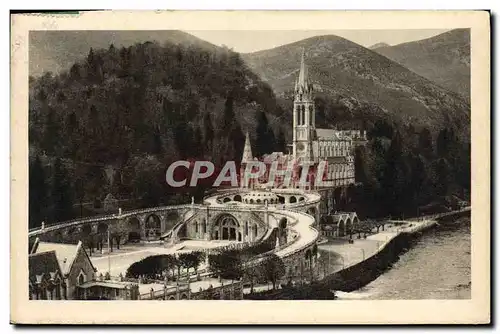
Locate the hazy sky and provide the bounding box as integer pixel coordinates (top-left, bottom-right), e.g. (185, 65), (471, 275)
(186, 29), (450, 52)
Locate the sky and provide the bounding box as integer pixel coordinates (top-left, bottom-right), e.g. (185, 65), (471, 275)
(186, 29), (450, 53)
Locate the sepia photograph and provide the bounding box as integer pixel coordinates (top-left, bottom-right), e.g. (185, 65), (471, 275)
(10, 10), (490, 324)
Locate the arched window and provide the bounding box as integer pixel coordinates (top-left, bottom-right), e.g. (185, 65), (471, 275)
(195, 221), (199, 233)
(301, 106), (306, 125)
(253, 224), (258, 238)
(309, 105), (314, 125)
(78, 272), (85, 286)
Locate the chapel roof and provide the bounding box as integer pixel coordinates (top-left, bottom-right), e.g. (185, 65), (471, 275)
(28, 251), (62, 283)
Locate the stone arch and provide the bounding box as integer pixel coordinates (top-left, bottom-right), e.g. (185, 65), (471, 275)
(234, 195), (242, 202)
(81, 224), (92, 236)
(212, 214), (240, 241)
(346, 218), (353, 238)
(200, 219), (206, 235)
(305, 249), (311, 261)
(352, 215), (359, 226)
(279, 217), (287, 229)
(53, 230), (63, 242)
(290, 196), (297, 204)
(97, 222), (108, 235)
(252, 224), (258, 240)
(277, 196), (285, 204)
(338, 219), (345, 237)
(168, 296), (176, 300)
(223, 197), (231, 203)
(299, 197), (305, 202)
(307, 207), (316, 216)
(127, 217), (141, 242)
(249, 199), (254, 204)
(146, 214), (161, 238)
(165, 211), (180, 231)
(180, 293), (189, 300)
(312, 244), (318, 256)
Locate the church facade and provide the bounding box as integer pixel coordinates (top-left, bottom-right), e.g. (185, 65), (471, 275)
(241, 50), (366, 189)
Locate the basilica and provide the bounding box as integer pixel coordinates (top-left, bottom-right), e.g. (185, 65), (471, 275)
(241, 50), (366, 190)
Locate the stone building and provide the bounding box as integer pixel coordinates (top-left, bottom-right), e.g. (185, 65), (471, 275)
(30, 239), (97, 299)
(241, 50), (366, 190)
(28, 251), (67, 300)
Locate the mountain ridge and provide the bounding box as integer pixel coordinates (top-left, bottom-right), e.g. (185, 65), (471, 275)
(242, 34), (470, 139)
(372, 29), (470, 99)
(29, 30), (217, 77)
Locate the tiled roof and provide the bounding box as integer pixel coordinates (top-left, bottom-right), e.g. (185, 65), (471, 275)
(316, 128), (339, 139)
(33, 241), (81, 276)
(326, 156), (348, 164)
(28, 251), (62, 283)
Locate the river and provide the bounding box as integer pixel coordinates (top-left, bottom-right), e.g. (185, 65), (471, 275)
(336, 216), (471, 300)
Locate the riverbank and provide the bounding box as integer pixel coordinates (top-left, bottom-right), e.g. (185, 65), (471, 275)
(245, 209), (470, 298)
(336, 215), (471, 300)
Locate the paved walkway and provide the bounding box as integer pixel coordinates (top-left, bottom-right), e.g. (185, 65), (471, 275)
(243, 219), (437, 294)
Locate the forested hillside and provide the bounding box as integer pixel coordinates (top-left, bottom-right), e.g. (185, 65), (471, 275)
(29, 41), (286, 228)
(242, 34), (470, 139)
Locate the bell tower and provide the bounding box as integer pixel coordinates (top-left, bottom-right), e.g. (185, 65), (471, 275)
(292, 49), (315, 163)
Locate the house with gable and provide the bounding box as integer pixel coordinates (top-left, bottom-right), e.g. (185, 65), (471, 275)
(28, 250), (66, 300)
(30, 238), (97, 299)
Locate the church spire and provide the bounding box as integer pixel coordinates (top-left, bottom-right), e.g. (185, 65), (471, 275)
(241, 132), (253, 163)
(298, 48), (308, 88)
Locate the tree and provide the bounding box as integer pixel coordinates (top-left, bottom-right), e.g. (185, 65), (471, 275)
(222, 93), (235, 133)
(418, 128), (433, 158)
(50, 158), (74, 222)
(276, 128), (287, 153)
(255, 110), (276, 157)
(29, 156), (48, 228)
(178, 251), (204, 278)
(262, 254), (286, 290)
(208, 249), (243, 281)
(229, 121), (245, 161)
(242, 263), (264, 294)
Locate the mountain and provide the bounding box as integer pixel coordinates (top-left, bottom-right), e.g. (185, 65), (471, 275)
(29, 30), (216, 77)
(242, 34), (470, 138)
(369, 42), (390, 50)
(372, 29), (470, 100)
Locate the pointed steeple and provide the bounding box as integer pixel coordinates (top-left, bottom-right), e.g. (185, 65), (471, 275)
(241, 132), (253, 163)
(297, 48), (308, 89)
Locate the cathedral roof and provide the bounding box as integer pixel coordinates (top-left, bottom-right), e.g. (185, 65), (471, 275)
(315, 128), (338, 139)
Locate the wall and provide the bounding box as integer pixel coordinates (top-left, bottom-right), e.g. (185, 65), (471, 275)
(65, 246), (96, 299)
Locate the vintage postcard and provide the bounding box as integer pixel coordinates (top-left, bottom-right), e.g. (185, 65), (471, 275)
(10, 10), (490, 324)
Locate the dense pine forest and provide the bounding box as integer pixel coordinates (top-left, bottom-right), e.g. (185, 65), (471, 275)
(28, 40), (470, 228)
